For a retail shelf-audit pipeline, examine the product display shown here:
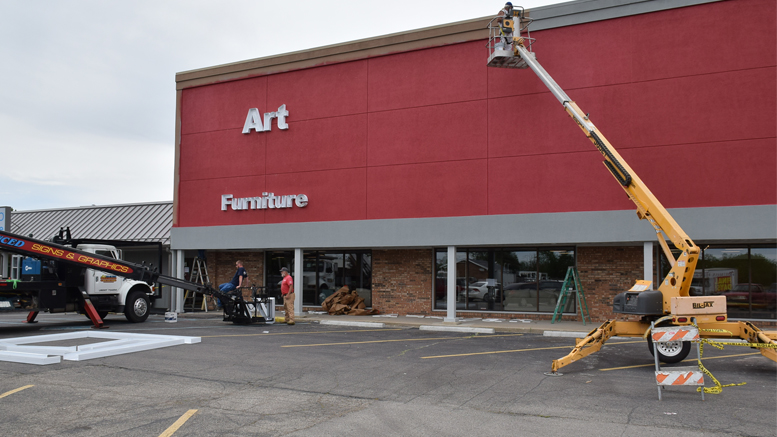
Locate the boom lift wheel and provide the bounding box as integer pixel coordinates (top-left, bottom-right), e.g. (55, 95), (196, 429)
(647, 333), (691, 363)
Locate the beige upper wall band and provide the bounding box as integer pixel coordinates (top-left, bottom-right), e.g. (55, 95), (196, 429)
(175, 16), (499, 90)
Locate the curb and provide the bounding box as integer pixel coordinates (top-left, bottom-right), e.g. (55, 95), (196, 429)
(319, 320), (386, 328)
(419, 325), (495, 334)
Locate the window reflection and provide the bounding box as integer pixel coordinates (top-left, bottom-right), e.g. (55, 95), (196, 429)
(434, 251), (449, 310)
(710, 247), (776, 320)
(750, 248), (777, 320)
(661, 244), (776, 320)
(265, 251), (294, 303)
(344, 253), (372, 308)
(299, 251), (372, 307)
(435, 248), (575, 314)
(501, 251), (537, 312)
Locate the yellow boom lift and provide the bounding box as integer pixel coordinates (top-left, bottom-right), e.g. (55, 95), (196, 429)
(486, 6), (777, 374)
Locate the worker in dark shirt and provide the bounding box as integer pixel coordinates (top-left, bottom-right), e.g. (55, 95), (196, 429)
(217, 260), (247, 308)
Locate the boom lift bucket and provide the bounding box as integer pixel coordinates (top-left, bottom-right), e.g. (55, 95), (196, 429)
(486, 7), (534, 69)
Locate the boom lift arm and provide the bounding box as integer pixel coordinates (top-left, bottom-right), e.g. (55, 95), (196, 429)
(486, 9), (776, 373)
(497, 17), (698, 310)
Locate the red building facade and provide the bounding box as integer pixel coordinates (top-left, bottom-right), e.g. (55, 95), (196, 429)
(173, 0), (776, 323)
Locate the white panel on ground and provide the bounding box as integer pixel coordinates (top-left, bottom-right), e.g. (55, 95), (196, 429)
(0, 351), (62, 365)
(0, 332), (201, 365)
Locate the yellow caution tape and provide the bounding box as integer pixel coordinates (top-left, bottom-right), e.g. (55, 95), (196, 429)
(706, 340), (777, 349)
(699, 328), (734, 336)
(690, 320), (770, 395)
(696, 359), (747, 394)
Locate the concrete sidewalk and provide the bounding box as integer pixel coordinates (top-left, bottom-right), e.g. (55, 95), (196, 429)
(179, 309), (598, 336)
(302, 313), (597, 336)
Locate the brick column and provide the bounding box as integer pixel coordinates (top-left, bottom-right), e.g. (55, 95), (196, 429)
(577, 246), (643, 321)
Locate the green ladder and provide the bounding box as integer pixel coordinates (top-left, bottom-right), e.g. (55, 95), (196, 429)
(551, 267), (591, 325)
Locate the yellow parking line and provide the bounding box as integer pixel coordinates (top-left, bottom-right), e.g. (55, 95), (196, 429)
(421, 339), (642, 359)
(282, 334), (523, 348)
(201, 328), (403, 338)
(0, 385), (34, 399)
(599, 352), (761, 371)
(423, 345), (573, 359)
(158, 409), (198, 437)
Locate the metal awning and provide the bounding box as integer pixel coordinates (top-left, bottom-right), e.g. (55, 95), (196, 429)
(9, 202), (172, 246)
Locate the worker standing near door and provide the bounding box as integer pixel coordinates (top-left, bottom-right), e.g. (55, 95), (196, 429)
(280, 267), (295, 325)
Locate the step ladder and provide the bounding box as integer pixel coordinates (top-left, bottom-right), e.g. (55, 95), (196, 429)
(183, 254), (211, 312)
(551, 267), (591, 325)
(651, 321), (704, 401)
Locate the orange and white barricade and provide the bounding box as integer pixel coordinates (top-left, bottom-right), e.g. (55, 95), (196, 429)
(651, 323), (704, 401)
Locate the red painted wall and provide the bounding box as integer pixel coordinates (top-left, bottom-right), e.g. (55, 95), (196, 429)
(177, 0), (776, 227)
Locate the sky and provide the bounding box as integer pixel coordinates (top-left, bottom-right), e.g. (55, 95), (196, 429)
(0, 0), (560, 212)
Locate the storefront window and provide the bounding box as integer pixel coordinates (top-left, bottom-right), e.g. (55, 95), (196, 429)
(501, 250), (536, 312)
(538, 250), (576, 312)
(300, 251), (372, 307)
(459, 250), (494, 310)
(703, 247), (776, 320)
(435, 247), (575, 314)
(434, 251), (449, 310)
(664, 244), (776, 320)
(265, 251), (294, 302)
(750, 248), (777, 320)
(343, 253), (372, 307)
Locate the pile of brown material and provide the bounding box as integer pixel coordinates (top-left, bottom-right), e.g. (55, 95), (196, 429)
(321, 287), (379, 315)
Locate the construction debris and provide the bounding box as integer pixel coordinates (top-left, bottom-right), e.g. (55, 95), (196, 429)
(321, 287), (379, 316)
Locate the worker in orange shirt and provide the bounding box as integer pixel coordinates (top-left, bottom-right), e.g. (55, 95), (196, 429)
(280, 267), (295, 325)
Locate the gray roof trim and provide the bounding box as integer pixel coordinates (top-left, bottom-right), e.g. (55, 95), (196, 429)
(11, 202), (173, 245)
(170, 205), (777, 251)
(529, 0), (723, 31)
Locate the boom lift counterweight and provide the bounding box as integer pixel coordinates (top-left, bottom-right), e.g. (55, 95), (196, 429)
(486, 7), (777, 374)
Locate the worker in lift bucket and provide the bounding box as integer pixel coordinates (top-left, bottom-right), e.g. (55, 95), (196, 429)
(496, 2), (515, 52)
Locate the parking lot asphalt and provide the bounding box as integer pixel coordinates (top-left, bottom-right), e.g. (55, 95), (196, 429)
(0, 312), (775, 436)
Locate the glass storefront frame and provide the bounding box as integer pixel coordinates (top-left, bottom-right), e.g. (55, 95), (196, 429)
(299, 250), (372, 307)
(434, 247), (577, 314)
(264, 250), (372, 307)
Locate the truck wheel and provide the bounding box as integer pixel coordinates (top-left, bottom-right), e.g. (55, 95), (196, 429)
(647, 335), (691, 363)
(124, 291), (150, 323)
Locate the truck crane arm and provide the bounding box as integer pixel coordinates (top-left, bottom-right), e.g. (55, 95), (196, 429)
(0, 229), (271, 325)
(0, 228), (211, 293)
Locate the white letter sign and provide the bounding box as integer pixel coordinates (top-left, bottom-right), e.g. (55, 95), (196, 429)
(242, 104), (289, 134)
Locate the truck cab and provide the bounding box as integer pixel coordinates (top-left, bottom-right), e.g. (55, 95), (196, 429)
(76, 244), (155, 322)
